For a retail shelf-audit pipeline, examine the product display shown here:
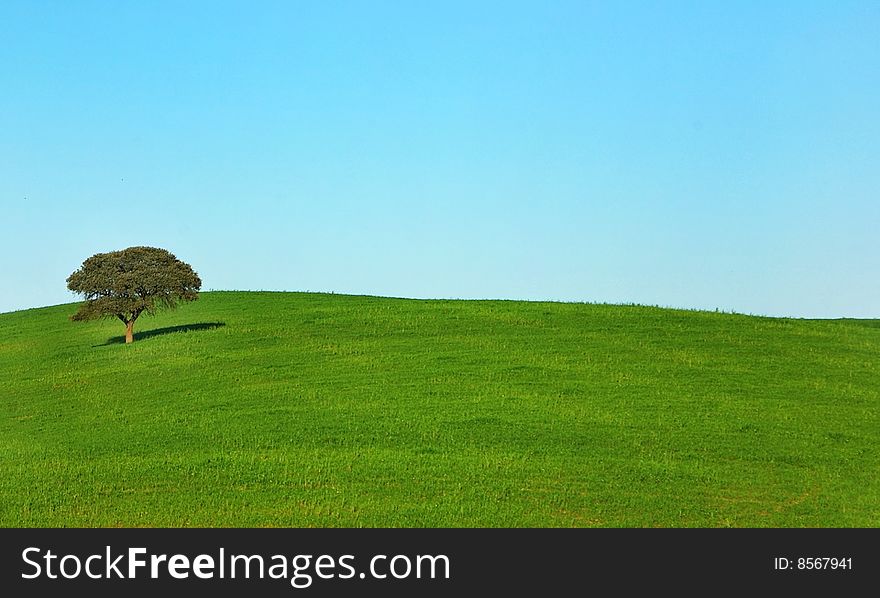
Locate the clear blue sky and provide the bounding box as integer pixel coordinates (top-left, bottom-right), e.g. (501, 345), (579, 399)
(2, 1), (878, 317)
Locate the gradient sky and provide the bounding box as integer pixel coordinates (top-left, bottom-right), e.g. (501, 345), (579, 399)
(1, 1), (878, 317)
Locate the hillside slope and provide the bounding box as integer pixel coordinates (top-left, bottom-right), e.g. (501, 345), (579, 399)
(1, 291), (878, 527)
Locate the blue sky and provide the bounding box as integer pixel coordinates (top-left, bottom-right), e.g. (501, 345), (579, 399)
(1, 1), (878, 317)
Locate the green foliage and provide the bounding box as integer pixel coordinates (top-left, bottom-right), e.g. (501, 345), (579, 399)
(66, 246), (201, 328)
(1, 292), (878, 527)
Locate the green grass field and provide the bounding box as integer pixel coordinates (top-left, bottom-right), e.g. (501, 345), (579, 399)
(1, 291), (877, 527)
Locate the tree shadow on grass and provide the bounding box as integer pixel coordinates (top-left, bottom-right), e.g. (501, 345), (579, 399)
(97, 322), (226, 346)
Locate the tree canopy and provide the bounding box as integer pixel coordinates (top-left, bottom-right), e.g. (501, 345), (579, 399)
(67, 246), (201, 343)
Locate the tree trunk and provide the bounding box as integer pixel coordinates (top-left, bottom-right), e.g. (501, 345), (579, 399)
(125, 320), (134, 344)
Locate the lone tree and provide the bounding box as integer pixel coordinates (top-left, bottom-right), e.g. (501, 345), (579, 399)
(67, 246), (201, 344)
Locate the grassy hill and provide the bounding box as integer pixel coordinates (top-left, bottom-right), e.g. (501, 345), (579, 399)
(1, 291), (878, 527)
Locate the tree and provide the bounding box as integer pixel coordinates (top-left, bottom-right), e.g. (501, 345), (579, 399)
(67, 246), (201, 344)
